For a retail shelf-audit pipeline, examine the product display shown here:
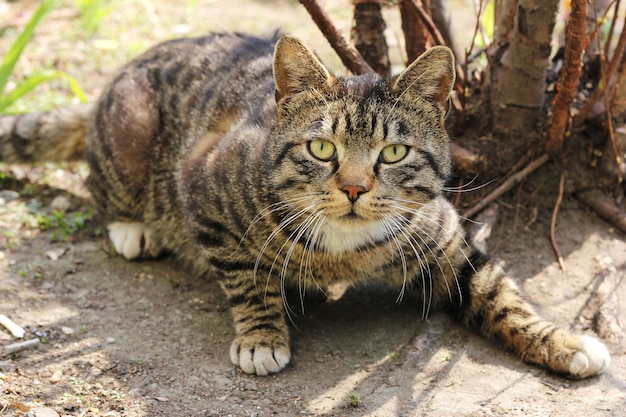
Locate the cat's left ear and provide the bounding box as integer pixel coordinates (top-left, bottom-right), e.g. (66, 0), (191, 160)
(273, 35), (335, 102)
(391, 46), (455, 109)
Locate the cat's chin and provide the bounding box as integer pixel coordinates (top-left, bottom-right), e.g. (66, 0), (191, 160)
(339, 212), (363, 221)
(316, 217), (394, 255)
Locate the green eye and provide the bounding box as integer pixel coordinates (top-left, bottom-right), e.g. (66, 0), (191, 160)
(308, 139), (336, 161)
(380, 144), (408, 163)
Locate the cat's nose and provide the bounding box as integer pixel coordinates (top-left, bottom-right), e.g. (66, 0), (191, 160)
(341, 184), (368, 203)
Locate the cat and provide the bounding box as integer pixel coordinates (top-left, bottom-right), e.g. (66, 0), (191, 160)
(0, 32), (610, 377)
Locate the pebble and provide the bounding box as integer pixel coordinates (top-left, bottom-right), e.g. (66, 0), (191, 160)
(50, 369), (63, 383)
(0, 190), (19, 205)
(45, 248), (68, 261)
(50, 195), (71, 212)
(61, 326), (74, 335)
(32, 408), (60, 417)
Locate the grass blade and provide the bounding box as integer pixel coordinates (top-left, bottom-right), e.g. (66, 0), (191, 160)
(0, 0), (61, 97)
(0, 70), (88, 111)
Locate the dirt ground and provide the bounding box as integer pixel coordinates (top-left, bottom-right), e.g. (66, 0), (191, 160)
(1, 1), (626, 416)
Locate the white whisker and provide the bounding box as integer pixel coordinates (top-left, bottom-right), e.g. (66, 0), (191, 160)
(441, 176), (494, 193)
(388, 202), (467, 307)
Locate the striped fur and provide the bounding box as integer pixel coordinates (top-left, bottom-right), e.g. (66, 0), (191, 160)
(0, 32), (609, 377)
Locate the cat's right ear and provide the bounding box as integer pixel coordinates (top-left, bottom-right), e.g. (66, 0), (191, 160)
(273, 36), (335, 102)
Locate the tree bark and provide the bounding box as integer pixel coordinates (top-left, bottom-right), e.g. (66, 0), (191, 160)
(352, 0), (390, 76)
(545, 0), (588, 158)
(489, 0), (559, 136)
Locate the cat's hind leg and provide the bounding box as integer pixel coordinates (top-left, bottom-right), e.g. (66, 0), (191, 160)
(107, 221), (162, 260)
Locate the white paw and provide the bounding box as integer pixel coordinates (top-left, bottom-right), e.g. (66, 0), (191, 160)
(107, 222), (161, 260)
(230, 339), (291, 376)
(569, 335), (611, 378)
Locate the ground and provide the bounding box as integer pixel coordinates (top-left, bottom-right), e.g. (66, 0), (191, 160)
(1, 1), (625, 416)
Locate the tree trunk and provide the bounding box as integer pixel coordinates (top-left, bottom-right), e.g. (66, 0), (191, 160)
(489, 0), (559, 136)
(352, 0), (390, 76)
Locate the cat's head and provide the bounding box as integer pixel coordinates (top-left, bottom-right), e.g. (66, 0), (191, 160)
(265, 36), (455, 254)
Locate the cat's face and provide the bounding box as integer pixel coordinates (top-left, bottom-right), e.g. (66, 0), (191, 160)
(266, 37), (455, 254)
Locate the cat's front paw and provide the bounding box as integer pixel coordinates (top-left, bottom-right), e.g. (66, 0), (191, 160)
(107, 222), (162, 260)
(230, 332), (291, 376)
(568, 335), (610, 379)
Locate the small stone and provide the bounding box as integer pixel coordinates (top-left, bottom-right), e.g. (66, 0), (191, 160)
(33, 407), (60, 417)
(0, 190), (19, 205)
(50, 369), (63, 383)
(45, 247), (68, 261)
(106, 337), (116, 344)
(61, 326), (74, 335)
(50, 195), (71, 212)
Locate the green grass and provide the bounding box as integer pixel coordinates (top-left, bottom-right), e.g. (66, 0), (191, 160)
(0, 0), (87, 113)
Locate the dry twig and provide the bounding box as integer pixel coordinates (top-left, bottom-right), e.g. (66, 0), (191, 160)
(573, 257), (624, 341)
(300, 0), (375, 75)
(2, 339), (39, 356)
(398, 0), (429, 63)
(550, 171), (567, 271)
(575, 7), (626, 124)
(575, 188), (626, 233)
(0, 314), (24, 338)
(401, 0), (446, 46)
(462, 154), (550, 219)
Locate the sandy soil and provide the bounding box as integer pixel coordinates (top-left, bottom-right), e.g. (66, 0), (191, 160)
(1, 1), (625, 416)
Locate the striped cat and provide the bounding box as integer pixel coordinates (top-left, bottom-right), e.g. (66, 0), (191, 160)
(0, 32), (610, 377)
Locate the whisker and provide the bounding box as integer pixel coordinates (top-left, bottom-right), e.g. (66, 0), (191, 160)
(297, 210), (327, 314)
(253, 200), (322, 289)
(388, 203), (466, 307)
(278, 210), (323, 326)
(383, 212), (432, 318)
(441, 176), (494, 193)
(381, 213), (408, 303)
(241, 193), (322, 245)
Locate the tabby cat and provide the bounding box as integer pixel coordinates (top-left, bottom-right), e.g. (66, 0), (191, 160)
(0, 32), (610, 377)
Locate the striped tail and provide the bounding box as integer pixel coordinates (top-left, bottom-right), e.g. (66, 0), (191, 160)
(0, 104), (95, 163)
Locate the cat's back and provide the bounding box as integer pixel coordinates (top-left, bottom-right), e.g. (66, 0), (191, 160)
(86, 32), (279, 226)
(102, 32), (279, 120)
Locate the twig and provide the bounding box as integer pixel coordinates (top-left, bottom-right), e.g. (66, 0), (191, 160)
(0, 314), (25, 338)
(402, 0), (446, 46)
(593, 0), (623, 191)
(467, 0), (485, 61)
(572, 257), (624, 341)
(550, 171), (567, 271)
(299, 0), (375, 75)
(462, 154), (551, 219)
(3, 338), (39, 356)
(575, 9), (626, 124)
(602, 0), (620, 59)
(575, 188), (626, 233)
(545, 0), (588, 158)
(398, 0), (429, 63)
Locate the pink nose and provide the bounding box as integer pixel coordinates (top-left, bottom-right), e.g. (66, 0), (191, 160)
(341, 184), (368, 203)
